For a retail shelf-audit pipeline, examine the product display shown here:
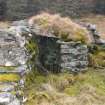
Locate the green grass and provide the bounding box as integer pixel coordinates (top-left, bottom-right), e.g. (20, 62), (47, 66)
(89, 51), (105, 67)
(25, 68), (105, 103)
(64, 69), (105, 96)
(25, 68), (105, 105)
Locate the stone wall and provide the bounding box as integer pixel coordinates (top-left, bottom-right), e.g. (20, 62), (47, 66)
(58, 41), (88, 72)
(0, 19), (89, 73)
(0, 23), (28, 105)
(37, 37), (88, 73)
(0, 29), (27, 66)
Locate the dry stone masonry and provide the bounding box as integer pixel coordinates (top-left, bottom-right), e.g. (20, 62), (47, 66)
(58, 41), (88, 72)
(0, 19), (90, 104)
(37, 36), (89, 73)
(0, 29), (27, 66)
(0, 23), (28, 105)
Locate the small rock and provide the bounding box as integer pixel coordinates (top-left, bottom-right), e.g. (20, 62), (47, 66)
(0, 84), (14, 92)
(0, 92), (14, 104)
(41, 83), (55, 92)
(8, 98), (21, 105)
(5, 61), (14, 66)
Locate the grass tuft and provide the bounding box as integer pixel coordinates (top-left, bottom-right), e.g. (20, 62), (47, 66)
(25, 67), (105, 105)
(29, 13), (91, 44)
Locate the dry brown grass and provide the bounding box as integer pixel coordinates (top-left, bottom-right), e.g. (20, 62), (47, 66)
(0, 21), (11, 29)
(29, 13), (92, 44)
(25, 67), (105, 105)
(89, 51), (105, 67)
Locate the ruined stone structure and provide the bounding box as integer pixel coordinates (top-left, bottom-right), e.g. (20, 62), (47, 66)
(0, 0), (104, 20)
(0, 27), (27, 104)
(0, 19), (90, 104)
(35, 35), (88, 73)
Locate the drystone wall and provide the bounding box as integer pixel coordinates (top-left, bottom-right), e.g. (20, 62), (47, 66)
(0, 19), (89, 71)
(0, 29), (27, 66)
(37, 37), (89, 73)
(58, 41), (88, 72)
(0, 20), (89, 104)
(0, 22), (28, 105)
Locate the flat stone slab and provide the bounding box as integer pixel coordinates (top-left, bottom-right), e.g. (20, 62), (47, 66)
(8, 98), (21, 105)
(0, 70), (23, 74)
(0, 93), (21, 105)
(0, 66), (26, 76)
(0, 92), (15, 104)
(0, 84), (14, 92)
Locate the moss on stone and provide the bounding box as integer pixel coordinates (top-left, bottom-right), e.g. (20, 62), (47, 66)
(0, 74), (20, 82)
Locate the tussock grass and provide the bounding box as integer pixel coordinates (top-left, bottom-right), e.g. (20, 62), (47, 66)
(25, 67), (105, 105)
(89, 51), (105, 67)
(64, 69), (105, 96)
(29, 13), (91, 44)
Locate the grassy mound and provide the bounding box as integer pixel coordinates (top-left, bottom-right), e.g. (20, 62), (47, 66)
(29, 13), (91, 44)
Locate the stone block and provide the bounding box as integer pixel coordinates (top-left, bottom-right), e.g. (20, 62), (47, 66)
(60, 48), (78, 54)
(0, 29), (27, 66)
(59, 41), (88, 72)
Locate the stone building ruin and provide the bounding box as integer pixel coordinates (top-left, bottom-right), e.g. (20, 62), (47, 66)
(33, 34), (88, 73)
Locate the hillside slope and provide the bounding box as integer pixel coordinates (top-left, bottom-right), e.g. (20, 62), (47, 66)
(0, 0), (105, 20)
(78, 15), (105, 39)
